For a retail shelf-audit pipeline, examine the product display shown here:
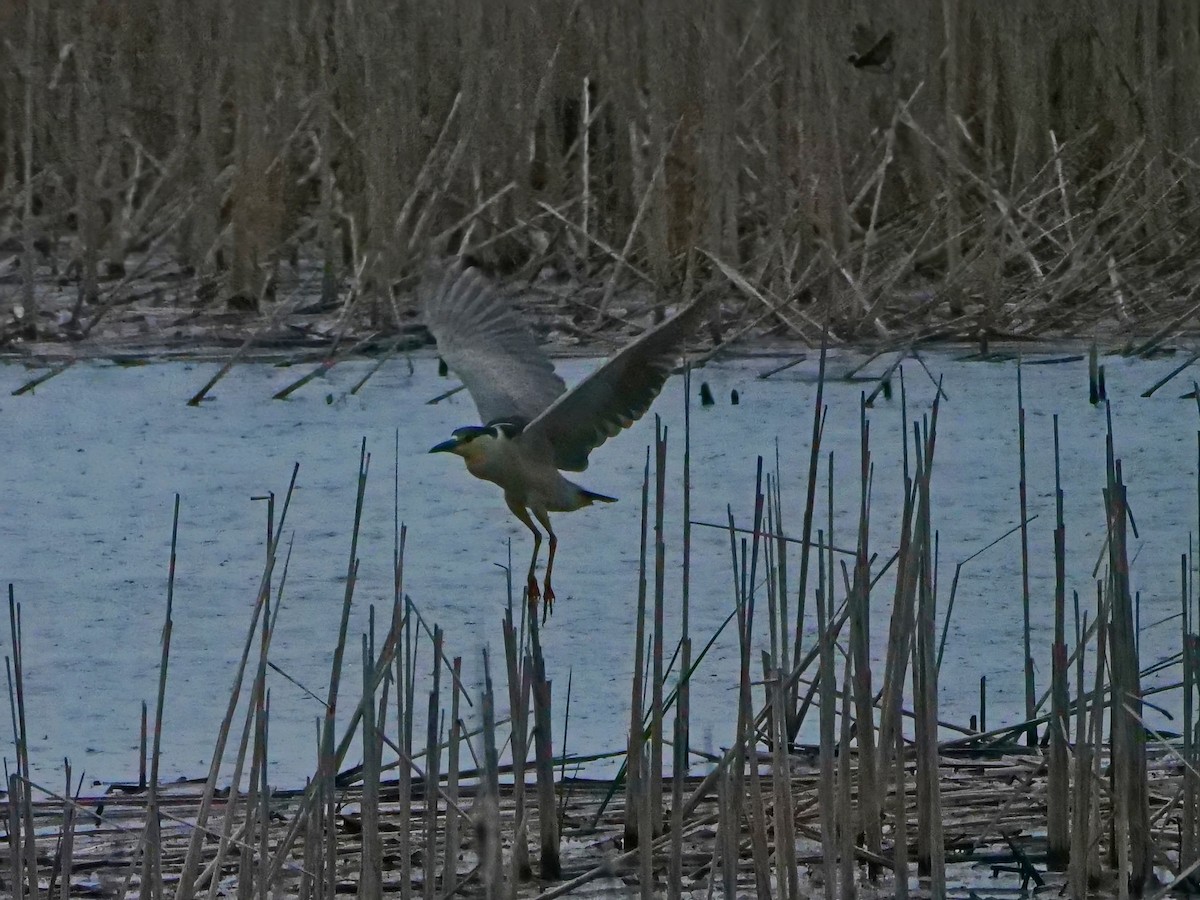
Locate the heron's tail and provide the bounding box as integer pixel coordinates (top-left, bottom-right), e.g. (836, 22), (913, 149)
(578, 487), (617, 506)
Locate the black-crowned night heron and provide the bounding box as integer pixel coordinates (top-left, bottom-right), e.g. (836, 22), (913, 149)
(425, 263), (711, 612)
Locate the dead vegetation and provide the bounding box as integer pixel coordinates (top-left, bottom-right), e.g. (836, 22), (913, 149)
(1, 1), (1200, 357)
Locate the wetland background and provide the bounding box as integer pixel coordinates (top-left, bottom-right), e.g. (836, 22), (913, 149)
(1, 0), (1200, 354)
(3, 2), (1200, 895)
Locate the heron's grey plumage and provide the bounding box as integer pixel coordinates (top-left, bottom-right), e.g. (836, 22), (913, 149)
(426, 260), (714, 611)
(422, 265), (566, 425)
(523, 293), (711, 470)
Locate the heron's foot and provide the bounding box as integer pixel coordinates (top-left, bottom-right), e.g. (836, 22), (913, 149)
(542, 583), (556, 622)
(527, 577), (541, 603)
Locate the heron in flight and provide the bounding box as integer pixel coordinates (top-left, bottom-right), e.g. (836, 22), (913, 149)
(425, 263), (712, 612)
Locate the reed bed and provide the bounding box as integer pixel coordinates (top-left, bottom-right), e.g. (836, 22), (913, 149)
(2, 1), (1200, 360)
(3, 351), (1200, 899)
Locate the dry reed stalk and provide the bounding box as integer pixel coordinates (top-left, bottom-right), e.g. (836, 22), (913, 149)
(877, 459), (916, 770)
(789, 338), (828, 739)
(743, 680), (773, 899)
(1068, 609), (1091, 898)
(140, 494), (181, 900)
(624, 447), (651, 850)
(317, 442), (369, 900)
(70, 0), (100, 327)
(1103, 408), (1152, 892)
(849, 399), (882, 876)
(1016, 362), (1036, 746)
(6, 772), (24, 900)
(668, 368), (694, 899)
(139, 701), (148, 791)
(837, 649), (855, 900)
(649, 418), (667, 839)
(1185, 547), (1200, 882)
(442, 656), (462, 893)
(892, 717), (908, 900)
(502, 603), (532, 884)
(667, 652), (690, 900)
(299, 773), (319, 900)
(528, 611), (561, 878)
(716, 763), (737, 898)
(772, 456), (790, 684)
(10, 362), (75, 397)
(1047, 417), (1070, 869)
(479, 650), (503, 899)
(7, 589), (37, 898)
(396, 595), (416, 900)
(638, 752), (653, 899)
(912, 401), (945, 896)
(768, 666), (797, 900)
(238, 687), (265, 900)
(255, 693), (271, 900)
(55, 762), (76, 900)
(936, 517), (1036, 674)
(728, 477), (764, 891)
(16, 0), (37, 338)
(422, 626), (443, 900)
(198, 535), (295, 897)
(816, 525), (838, 900)
(358, 635), (381, 900)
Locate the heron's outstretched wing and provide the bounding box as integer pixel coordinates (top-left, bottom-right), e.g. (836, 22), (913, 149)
(422, 264), (567, 425)
(523, 293), (713, 472)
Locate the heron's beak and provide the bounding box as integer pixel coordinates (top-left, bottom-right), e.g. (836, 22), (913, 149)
(429, 438), (460, 454)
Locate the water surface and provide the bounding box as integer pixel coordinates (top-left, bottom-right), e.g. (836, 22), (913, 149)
(0, 351), (1194, 789)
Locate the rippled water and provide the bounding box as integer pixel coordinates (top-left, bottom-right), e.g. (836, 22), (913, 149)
(0, 350), (1195, 789)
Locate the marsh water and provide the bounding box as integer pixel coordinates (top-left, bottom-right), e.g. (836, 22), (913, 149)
(0, 350), (1196, 790)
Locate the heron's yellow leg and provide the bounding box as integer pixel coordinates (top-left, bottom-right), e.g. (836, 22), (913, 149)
(532, 508), (558, 617)
(506, 496), (542, 604)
